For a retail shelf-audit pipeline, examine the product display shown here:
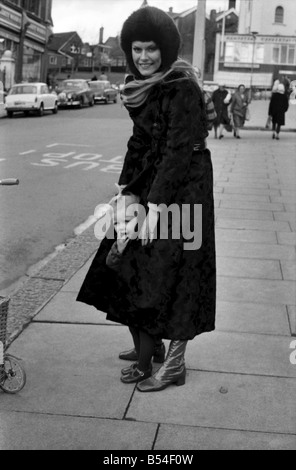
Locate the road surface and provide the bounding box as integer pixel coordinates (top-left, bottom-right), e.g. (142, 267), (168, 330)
(0, 101), (131, 293)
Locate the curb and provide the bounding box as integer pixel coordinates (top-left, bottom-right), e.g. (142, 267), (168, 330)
(1, 112), (294, 131)
(5, 224), (99, 346)
(244, 126), (295, 132)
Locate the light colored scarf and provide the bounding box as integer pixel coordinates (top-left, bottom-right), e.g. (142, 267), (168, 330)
(121, 59), (199, 108)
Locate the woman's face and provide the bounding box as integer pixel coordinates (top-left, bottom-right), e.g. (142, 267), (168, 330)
(239, 85), (245, 93)
(132, 41), (162, 77)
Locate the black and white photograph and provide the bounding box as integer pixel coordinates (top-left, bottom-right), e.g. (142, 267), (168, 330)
(0, 0), (295, 453)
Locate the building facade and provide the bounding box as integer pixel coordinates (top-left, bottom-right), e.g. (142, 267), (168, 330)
(167, 4), (238, 81)
(46, 31), (116, 85)
(214, 0), (296, 89)
(0, 0), (53, 85)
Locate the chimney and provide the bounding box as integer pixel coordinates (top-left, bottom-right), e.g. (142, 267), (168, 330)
(210, 9), (217, 21)
(169, 7), (173, 14)
(229, 0), (236, 9)
(99, 26), (104, 44)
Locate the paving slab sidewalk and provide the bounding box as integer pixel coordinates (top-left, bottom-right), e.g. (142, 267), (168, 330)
(0, 131), (295, 450)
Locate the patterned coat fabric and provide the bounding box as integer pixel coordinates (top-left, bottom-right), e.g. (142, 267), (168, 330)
(230, 91), (249, 129)
(77, 75), (216, 340)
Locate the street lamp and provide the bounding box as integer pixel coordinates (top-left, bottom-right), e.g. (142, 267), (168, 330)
(250, 31), (258, 102)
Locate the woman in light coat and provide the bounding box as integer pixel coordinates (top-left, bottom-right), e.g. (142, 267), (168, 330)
(230, 84), (249, 139)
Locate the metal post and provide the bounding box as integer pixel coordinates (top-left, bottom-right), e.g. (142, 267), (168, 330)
(249, 31), (258, 103)
(220, 14), (226, 58)
(193, 0), (206, 81)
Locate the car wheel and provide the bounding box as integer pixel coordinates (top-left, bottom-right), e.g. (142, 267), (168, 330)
(38, 104), (44, 117)
(24, 111), (30, 117)
(89, 97), (94, 107)
(78, 97), (83, 108)
(52, 103), (58, 114)
(7, 111), (13, 118)
(113, 96), (117, 103)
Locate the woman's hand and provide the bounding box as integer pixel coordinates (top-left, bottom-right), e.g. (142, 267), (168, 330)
(138, 204), (160, 246)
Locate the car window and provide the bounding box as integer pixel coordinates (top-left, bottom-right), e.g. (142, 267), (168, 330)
(10, 86), (38, 95)
(62, 81), (85, 90)
(89, 83), (104, 90)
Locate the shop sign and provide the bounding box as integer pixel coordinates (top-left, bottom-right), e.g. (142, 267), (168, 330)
(0, 4), (22, 32)
(225, 34), (296, 45)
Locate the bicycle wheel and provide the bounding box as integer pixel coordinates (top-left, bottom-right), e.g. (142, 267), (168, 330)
(0, 355), (26, 394)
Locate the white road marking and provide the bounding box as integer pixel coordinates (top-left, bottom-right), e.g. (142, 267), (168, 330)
(0, 159), (6, 162)
(30, 149), (124, 173)
(47, 143), (93, 148)
(46, 143), (60, 148)
(19, 150), (36, 155)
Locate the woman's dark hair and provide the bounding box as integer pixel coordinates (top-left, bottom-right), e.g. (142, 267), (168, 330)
(120, 6), (181, 78)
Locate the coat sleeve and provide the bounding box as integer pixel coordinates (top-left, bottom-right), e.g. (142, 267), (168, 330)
(118, 124), (145, 186)
(284, 95), (289, 112)
(230, 94), (236, 113)
(268, 96), (274, 116)
(147, 81), (204, 206)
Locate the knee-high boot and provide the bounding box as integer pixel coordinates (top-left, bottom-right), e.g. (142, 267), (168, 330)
(137, 340), (187, 392)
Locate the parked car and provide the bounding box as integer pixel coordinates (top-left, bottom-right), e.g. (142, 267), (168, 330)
(88, 80), (117, 104)
(57, 79), (95, 108)
(5, 82), (58, 118)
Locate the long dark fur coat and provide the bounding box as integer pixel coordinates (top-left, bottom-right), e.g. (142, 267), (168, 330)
(77, 75), (216, 340)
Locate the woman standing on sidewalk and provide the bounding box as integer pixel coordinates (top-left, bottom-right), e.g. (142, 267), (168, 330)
(268, 83), (289, 140)
(77, 6), (216, 392)
(230, 84), (249, 139)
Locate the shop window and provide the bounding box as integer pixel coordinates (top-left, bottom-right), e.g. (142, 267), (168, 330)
(275, 6), (284, 24)
(272, 47), (280, 63)
(288, 47), (295, 65)
(281, 45), (287, 64)
(273, 45), (295, 65)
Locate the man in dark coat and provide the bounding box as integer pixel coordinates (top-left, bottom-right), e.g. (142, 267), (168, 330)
(212, 84), (232, 139)
(268, 83), (289, 140)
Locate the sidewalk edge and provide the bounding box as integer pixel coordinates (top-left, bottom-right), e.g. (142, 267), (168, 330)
(5, 224), (99, 347)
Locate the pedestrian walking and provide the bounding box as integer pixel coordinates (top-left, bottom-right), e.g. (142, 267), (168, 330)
(194, 68), (217, 132)
(230, 84), (249, 139)
(77, 6), (216, 392)
(268, 83), (289, 140)
(212, 83), (232, 139)
(99, 69), (108, 81)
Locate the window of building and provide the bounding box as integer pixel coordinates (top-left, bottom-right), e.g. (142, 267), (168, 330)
(49, 56), (57, 65)
(20, 0), (40, 16)
(288, 46), (295, 65)
(272, 46), (280, 63)
(275, 6), (284, 24)
(272, 45), (295, 65)
(7, 0), (21, 6)
(281, 45), (287, 63)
